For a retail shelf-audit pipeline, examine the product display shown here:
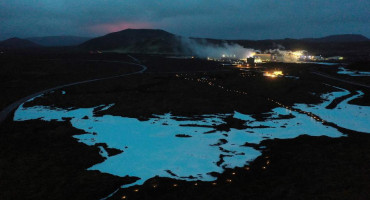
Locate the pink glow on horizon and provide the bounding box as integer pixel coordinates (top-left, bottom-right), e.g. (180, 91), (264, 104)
(88, 22), (154, 34)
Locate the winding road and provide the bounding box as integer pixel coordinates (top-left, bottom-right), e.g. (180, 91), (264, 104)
(0, 55), (147, 124)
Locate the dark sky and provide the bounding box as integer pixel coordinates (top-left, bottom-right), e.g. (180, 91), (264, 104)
(1, 0), (369, 40)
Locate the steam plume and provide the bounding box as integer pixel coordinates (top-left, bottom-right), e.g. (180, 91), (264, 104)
(180, 38), (255, 59)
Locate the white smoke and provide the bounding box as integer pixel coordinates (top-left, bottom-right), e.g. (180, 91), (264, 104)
(180, 38), (255, 59)
(180, 38), (306, 63)
(272, 43), (286, 50)
(265, 49), (306, 63)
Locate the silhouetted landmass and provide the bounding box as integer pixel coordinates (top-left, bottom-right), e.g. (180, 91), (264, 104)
(0, 55), (139, 111)
(1, 30), (369, 61)
(302, 34), (369, 43)
(79, 29), (370, 60)
(347, 61), (370, 70)
(80, 29), (184, 54)
(0, 37), (40, 49)
(28, 36), (91, 46)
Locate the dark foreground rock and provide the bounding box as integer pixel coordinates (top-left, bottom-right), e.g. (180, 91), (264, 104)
(0, 120), (137, 200)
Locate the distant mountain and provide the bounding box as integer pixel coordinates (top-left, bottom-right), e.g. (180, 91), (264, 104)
(302, 34), (369, 43)
(80, 29), (183, 54)
(0, 37), (40, 49)
(28, 36), (91, 46)
(80, 29), (370, 57)
(230, 34), (370, 57)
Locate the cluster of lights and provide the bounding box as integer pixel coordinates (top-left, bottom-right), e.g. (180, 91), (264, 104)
(254, 58), (263, 63)
(233, 50), (344, 63)
(292, 51), (304, 57)
(263, 71), (284, 78)
(260, 157), (272, 170)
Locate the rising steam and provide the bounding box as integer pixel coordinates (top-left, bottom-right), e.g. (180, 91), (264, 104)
(180, 38), (255, 59)
(180, 38), (309, 63)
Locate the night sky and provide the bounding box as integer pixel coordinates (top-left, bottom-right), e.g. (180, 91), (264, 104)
(1, 0), (369, 40)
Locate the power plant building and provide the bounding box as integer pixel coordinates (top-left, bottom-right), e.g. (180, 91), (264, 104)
(254, 54), (272, 62)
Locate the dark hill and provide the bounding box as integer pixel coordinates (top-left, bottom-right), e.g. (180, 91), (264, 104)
(80, 29), (183, 54)
(28, 36), (91, 46)
(232, 35), (370, 58)
(80, 30), (370, 59)
(302, 34), (369, 43)
(0, 37), (41, 49)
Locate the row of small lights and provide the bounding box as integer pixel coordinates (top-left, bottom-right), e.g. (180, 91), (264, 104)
(267, 98), (326, 123)
(238, 70), (327, 123)
(120, 158), (273, 200)
(240, 72), (257, 78)
(120, 68), (327, 199)
(119, 76), (272, 199)
(124, 72), (323, 199)
(176, 73), (326, 124)
(176, 74), (248, 95)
